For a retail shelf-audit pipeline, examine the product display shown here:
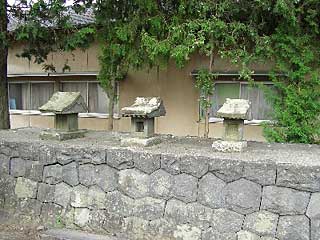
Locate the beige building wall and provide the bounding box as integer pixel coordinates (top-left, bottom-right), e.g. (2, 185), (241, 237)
(8, 42), (270, 141)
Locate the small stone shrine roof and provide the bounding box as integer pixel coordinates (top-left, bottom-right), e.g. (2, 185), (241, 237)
(217, 98), (250, 120)
(39, 92), (88, 114)
(121, 97), (166, 118)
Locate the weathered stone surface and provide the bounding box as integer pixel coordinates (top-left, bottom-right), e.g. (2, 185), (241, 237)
(55, 147), (77, 165)
(149, 169), (174, 200)
(276, 215), (310, 240)
(149, 218), (175, 239)
(237, 230), (260, 240)
(88, 186), (107, 209)
(62, 162), (79, 186)
(202, 227), (236, 240)
(243, 162), (276, 185)
(54, 182), (72, 208)
(209, 159), (244, 182)
(133, 197), (165, 221)
(311, 218), (320, 240)
(179, 155), (208, 178)
(172, 173), (198, 203)
(101, 211), (124, 234)
(79, 164), (95, 186)
(217, 98), (250, 120)
(105, 191), (135, 216)
(106, 149), (133, 170)
(39, 145), (56, 165)
(16, 198), (42, 216)
(223, 178), (261, 214)
(118, 169), (150, 199)
(243, 211), (278, 237)
(10, 158), (26, 177)
(25, 161), (44, 182)
(37, 183), (55, 203)
(14, 177), (38, 198)
(95, 165), (118, 192)
(82, 148), (106, 164)
(260, 237), (279, 240)
(173, 224), (201, 240)
(74, 208), (90, 227)
(133, 152), (160, 174)
(40, 203), (63, 227)
(307, 192), (320, 219)
(18, 142), (39, 161)
(212, 140), (247, 153)
(0, 154), (9, 174)
(70, 185), (89, 208)
(198, 173), (226, 208)
(211, 208), (244, 233)
(123, 216), (150, 240)
(165, 199), (188, 225)
(0, 175), (17, 209)
(187, 202), (214, 229)
(261, 186), (310, 215)
(161, 154), (180, 175)
(277, 164), (320, 192)
(43, 164), (63, 184)
(87, 209), (107, 232)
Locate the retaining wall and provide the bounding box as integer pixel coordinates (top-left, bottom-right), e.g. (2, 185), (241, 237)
(0, 139), (320, 240)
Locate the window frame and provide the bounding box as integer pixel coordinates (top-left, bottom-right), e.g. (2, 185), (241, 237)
(203, 80), (274, 124)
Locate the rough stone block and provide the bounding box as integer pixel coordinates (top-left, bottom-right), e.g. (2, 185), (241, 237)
(70, 185), (89, 208)
(173, 224), (201, 240)
(19, 143), (39, 161)
(237, 230), (260, 240)
(179, 155), (209, 178)
(106, 149), (133, 170)
(0, 154), (9, 174)
(210, 208), (244, 233)
(261, 186), (310, 215)
(150, 169), (174, 200)
(187, 202), (214, 230)
(95, 164), (118, 192)
(43, 164), (63, 184)
(15, 177), (38, 199)
(118, 169), (150, 199)
(165, 199), (188, 225)
(198, 172), (226, 208)
(160, 154), (181, 175)
(25, 162), (44, 182)
(88, 186), (107, 209)
(74, 208), (90, 228)
(54, 182), (72, 208)
(133, 152), (161, 174)
(133, 197), (165, 221)
(40, 203), (63, 227)
(101, 211), (124, 234)
(277, 164), (320, 192)
(243, 210), (279, 237)
(223, 178), (261, 214)
(311, 218), (320, 240)
(37, 183), (55, 203)
(243, 162), (276, 185)
(172, 173), (198, 203)
(105, 191), (135, 216)
(62, 162), (79, 186)
(16, 198), (42, 216)
(81, 148), (106, 165)
(123, 216), (150, 240)
(209, 158), (244, 182)
(79, 164), (95, 186)
(149, 218), (175, 239)
(39, 145), (56, 165)
(10, 158), (26, 177)
(276, 215), (310, 240)
(307, 192), (320, 219)
(202, 227), (236, 240)
(212, 140), (247, 152)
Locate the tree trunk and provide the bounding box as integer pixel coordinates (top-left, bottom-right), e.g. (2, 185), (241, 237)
(204, 52), (214, 138)
(0, 0), (10, 129)
(106, 79), (117, 131)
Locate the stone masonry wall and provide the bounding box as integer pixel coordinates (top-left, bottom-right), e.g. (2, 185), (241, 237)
(0, 140), (320, 240)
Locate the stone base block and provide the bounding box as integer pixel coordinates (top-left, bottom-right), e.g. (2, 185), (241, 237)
(120, 136), (161, 147)
(40, 129), (87, 141)
(212, 140), (247, 152)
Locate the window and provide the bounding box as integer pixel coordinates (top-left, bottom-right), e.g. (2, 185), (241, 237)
(61, 81), (118, 114)
(209, 82), (274, 120)
(9, 82), (54, 110)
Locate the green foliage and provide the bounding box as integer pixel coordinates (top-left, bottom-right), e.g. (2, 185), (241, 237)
(195, 68), (214, 119)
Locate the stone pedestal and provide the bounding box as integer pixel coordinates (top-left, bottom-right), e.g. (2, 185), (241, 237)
(224, 119), (244, 141)
(40, 129), (87, 141)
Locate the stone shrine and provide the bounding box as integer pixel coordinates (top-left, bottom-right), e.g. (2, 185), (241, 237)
(39, 91), (88, 140)
(212, 98), (251, 152)
(121, 97), (166, 146)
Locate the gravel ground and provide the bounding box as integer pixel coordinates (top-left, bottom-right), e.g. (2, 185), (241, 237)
(0, 128), (319, 166)
(0, 224), (40, 240)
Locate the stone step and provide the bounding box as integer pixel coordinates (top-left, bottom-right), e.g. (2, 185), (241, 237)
(40, 229), (123, 240)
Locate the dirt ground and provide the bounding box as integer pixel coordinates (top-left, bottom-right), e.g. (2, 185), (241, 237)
(0, 224), (40, 240)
